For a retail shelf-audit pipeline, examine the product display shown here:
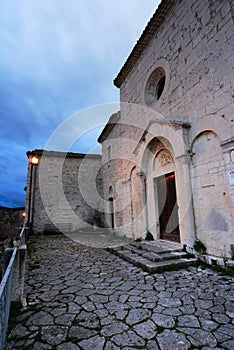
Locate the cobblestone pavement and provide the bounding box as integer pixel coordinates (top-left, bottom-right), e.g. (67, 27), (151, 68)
(6, 235), (234, 349)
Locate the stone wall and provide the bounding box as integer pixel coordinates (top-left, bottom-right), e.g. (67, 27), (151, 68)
(0, 207), (25, 243)
(26, 150), (103, 234)
(120, 0), (234, 123)
(100, 0), (234, 258)
(99, 116), (145, 238)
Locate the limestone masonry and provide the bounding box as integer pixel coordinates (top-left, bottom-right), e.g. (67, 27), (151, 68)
(26, 0), (234, 260)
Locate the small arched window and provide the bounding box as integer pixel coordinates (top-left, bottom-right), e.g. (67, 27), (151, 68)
(145, 67), (166, 105)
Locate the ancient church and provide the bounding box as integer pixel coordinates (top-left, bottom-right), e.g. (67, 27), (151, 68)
(26, 0), (234, 260)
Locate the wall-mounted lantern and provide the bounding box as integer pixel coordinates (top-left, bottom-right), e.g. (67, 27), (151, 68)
(27, 155), (39, 235)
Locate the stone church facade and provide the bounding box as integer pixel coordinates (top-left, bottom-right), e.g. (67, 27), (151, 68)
(26, 0), (234, 259)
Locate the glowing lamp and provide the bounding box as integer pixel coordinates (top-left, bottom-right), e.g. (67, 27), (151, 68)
(30, 156), (39, 165)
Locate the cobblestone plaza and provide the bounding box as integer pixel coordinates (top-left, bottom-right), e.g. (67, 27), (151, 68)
(6, 235), (234, 349)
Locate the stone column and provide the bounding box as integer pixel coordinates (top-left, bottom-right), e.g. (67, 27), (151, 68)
(175, 153), (196, 249)
(129, 179), (135, 240)
(137, 172), (149, 237)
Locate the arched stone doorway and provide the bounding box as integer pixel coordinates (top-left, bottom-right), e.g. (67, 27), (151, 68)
(142, 137), (181, 242)
(155, 171), (180, 242)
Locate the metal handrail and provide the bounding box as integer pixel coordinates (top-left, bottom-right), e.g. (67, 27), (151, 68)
(0, 248), (17, 350)
(0, 225), (26, 350)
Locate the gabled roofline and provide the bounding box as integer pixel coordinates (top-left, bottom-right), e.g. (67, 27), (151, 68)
(114, 0), (176, 88)
(97, 112), (121, 143)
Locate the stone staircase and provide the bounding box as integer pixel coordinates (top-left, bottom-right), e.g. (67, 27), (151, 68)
(111, 240), (198, 273)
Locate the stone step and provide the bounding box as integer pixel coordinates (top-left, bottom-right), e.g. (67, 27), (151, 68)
(113, 248), (198, 273)
(130, 241), (184, 255)
(142, 258), (198, 273)
(111, 240), (198, 273)
(123, 244), (190, 262)
(143, 251), (190, 262)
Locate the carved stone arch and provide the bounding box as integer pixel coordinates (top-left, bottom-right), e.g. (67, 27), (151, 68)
(144, 120), (186, 159)
(154, 148), (174, 169)
(142, 136), (174, 176)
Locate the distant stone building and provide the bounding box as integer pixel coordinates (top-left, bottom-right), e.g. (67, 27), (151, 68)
(26, 0), (234, 259)
(26, 150), (103, 234)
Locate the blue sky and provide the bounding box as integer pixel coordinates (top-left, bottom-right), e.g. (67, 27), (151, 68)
(0, 0), (159, 208)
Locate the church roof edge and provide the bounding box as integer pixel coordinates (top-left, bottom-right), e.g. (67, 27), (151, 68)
(97, 112), (121, 143)
(114, 0), (176, 88)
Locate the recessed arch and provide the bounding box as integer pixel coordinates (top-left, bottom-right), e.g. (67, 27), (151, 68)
(142, 119), (187, 160)
(191, 130), (220, 153)
(190, 115), (230, 147)
(108, 185), (114, 198)
(141, 135), (180, 242)
(190, 129), (230, 254)
(142, 136), (174, 176)
(108, 185), (115, 229)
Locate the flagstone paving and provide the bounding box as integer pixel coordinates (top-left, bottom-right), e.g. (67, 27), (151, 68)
(5, 235), (234, 349)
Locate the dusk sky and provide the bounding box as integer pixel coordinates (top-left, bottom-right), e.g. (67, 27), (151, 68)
(0, 0), (160, 208)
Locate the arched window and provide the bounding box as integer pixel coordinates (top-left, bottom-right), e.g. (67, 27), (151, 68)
(108, 186), (114, 229)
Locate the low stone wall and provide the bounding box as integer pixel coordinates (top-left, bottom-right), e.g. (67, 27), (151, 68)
(0, 207), (25, 243)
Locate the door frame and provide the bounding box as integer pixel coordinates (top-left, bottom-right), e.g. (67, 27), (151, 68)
(154, 171), (180, 243)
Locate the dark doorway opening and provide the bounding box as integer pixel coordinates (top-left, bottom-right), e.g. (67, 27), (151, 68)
(156, 172), (180, 242)
(109, 198), (114, 229)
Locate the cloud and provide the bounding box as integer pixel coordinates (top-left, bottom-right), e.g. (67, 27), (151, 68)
(0, 0), (160, 207)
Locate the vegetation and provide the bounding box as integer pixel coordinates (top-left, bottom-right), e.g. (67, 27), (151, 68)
(193, 239), (207, 254)
(230, 244), (234, 260)
(7, 300), (23, 331)
(198, 261), (234, 277)
(145, 231), (154, 241)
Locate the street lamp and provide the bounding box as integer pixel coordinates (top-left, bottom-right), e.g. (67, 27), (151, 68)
(27, 155), (39, 236)
(30, 156), (39, 165)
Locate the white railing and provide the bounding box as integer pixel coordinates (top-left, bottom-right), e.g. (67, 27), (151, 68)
(0, 248), (17, 350)
(0, 226), (27, 350)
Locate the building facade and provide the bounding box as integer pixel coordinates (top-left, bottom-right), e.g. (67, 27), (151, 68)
(26, 0), (234, 259)
(99, 0), (234, 258)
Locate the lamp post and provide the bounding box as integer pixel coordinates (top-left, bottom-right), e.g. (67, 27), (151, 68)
(27, 155), (39, 236)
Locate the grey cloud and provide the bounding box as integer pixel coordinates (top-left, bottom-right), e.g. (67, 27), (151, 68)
(0, 0), (159, 207)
